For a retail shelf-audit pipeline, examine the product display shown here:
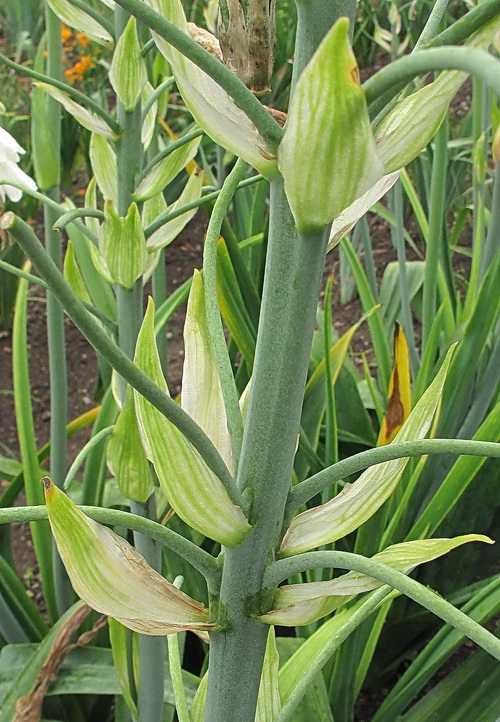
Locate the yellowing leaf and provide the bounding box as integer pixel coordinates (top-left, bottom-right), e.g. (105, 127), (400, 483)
(43, 478), (216, 635)
(377, 324), (411, 445)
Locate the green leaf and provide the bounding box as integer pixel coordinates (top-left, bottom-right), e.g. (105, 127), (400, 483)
(110, 16), (147, 111)
(99, 201), (148, 289)
(107, 387), (154, 503)
(256, 627), (281, 721)
(146, 170), (205, 251)
(133, 136), (201, 202)
(46, 0), (113, 46)
(133, 299), (251, 546)
(108, 618), (138, 718)
(261, 535), (491, 626)
(89, 133), (118, 203)
(63, 241), (91, 304)
(279, 345), (456, 556)
(33, 82), (115, 138)
(183, 270), (233, 471)
(279, 17), (384, 232)
(43, 478), (216, 635)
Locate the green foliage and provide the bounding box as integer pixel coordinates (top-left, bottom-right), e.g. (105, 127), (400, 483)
(0, 0), (499, 720)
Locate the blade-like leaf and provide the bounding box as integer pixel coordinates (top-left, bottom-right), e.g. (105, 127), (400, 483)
(46, 0), (113, 46)
(43, 478), (216, 635)
(133, 136), (201, 202)
(133, 299), (251, 545)
(33, 82), (115, 138)
(377, 324), (411, 445)
(280, 345), (456, 556)
(256, 627), (281, 722)
(109, 16), (147, 111)
(146, 169), (204, 251)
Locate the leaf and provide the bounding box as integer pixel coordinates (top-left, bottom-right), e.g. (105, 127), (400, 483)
(144, 0), (277, 178)
(133, 299), (251, 546)
(46, 0), (113, 46)
(182, 270), (233, 472)
(33, 83), (114, 138)
(133, 136), (201, 202)
(279, 17), (384, 233)
(279, 345), (456, 556)
(107, 387), (154, 503)
(43, 478), (217, 635)
(109, 17), (147, 111)
(99, 201), (148, 289)
(377, 324), (411, 445)
(261, 535), (492, 626)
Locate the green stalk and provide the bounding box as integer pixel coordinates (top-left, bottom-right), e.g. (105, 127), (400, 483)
(267, 552), (500, 661)
(422, 117), (448, 349)
(203, 158), (248, 472)
(364, 46), (500, 107)
(287, 438), (500, 512)
(44, 0), (73, 614)
(204, 176), (329, 722)
(0, 505), (219, 585)
(113, 4), (164, 718)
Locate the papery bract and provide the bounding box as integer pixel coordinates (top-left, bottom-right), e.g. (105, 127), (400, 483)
(43, 477), (216, 635)
(144, 0), (277, 179)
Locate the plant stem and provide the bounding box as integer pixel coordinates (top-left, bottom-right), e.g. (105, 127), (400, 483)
(287, 438), (500, 512)
(0, 503), (219, 583)
(267, 551), (500, 661)
(204, 176), (329, 722)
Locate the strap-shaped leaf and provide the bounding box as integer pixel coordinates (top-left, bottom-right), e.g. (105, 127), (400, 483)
(377, 324), (411, 445)
(133, 299), (251, 545)
(144, 0), (277, 179)
(261, 535), (491, 626)
(43, 478), (216, 635)
(33, 83), (115, 138)
(46, 0), (113, 46)
(279, 17), (384, 233)
(280, 345), (456, 556)
(182, 270), (233, 472)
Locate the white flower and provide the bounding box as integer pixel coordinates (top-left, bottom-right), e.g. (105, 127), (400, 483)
(0, 127), (38, 202)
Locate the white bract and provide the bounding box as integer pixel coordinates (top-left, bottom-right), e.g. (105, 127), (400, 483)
(0, 127), (37, 202)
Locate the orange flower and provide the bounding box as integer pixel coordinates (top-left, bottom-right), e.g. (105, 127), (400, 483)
(76, 33), (91, 49)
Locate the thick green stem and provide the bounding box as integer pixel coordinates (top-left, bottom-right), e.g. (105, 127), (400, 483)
(292, 0), (355, 90)
(204, 177), (329, 722)
(114, 7), (164, 717)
